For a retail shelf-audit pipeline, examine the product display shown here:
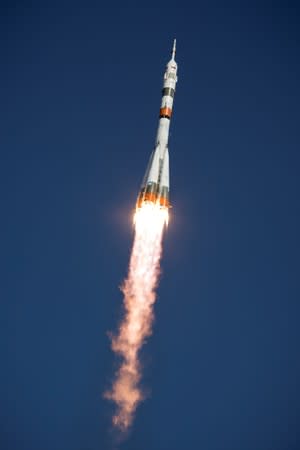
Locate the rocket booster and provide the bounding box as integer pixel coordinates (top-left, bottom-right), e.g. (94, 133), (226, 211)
(136, 40), (178, 210)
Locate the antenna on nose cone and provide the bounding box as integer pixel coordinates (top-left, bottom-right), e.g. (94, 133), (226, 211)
(171, 39), (176, 60)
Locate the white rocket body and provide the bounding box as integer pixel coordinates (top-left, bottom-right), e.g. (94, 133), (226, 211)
(137, 40), (178, 209)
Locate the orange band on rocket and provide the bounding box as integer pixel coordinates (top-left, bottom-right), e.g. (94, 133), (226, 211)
(159, 107), (172, 119)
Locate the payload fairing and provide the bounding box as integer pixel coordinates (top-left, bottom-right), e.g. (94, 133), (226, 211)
(136, 40), (178, 210)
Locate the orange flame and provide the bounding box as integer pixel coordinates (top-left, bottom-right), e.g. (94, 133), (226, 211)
(105, 203), (168, 431)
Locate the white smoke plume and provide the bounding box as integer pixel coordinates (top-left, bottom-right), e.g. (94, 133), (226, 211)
(105, 203), (168, 432)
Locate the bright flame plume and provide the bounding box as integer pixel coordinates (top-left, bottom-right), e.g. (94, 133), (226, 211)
(105, 202), (168, 432)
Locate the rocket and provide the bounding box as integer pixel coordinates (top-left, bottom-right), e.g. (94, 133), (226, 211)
(136, 39), (178, 210)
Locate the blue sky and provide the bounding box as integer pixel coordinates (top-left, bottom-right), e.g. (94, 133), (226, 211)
(1, 2), (300, 449)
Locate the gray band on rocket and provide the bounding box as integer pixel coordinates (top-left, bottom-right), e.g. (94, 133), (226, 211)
(162, 87), (175, 97)
(159, 186), (169, 198)
(145, 182), (158, 194)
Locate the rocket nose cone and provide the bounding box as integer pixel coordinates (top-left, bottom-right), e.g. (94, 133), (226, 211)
(167, 58), (177, 71)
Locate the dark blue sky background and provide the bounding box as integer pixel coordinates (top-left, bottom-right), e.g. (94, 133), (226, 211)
(1, 2), (300, 449)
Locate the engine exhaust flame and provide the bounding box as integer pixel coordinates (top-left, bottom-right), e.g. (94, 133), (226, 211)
(105, 202), (168, 432)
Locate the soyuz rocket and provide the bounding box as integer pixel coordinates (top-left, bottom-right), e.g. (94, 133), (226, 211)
(136, 39), (178, 210)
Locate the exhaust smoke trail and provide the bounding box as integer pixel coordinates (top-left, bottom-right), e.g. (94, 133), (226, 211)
(105, 203), (168, 431)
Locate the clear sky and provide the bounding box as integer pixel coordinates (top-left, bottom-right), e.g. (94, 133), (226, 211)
(1, 2), (300, 449)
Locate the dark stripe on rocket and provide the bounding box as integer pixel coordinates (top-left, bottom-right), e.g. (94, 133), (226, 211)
(162, 87), (175, 97)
